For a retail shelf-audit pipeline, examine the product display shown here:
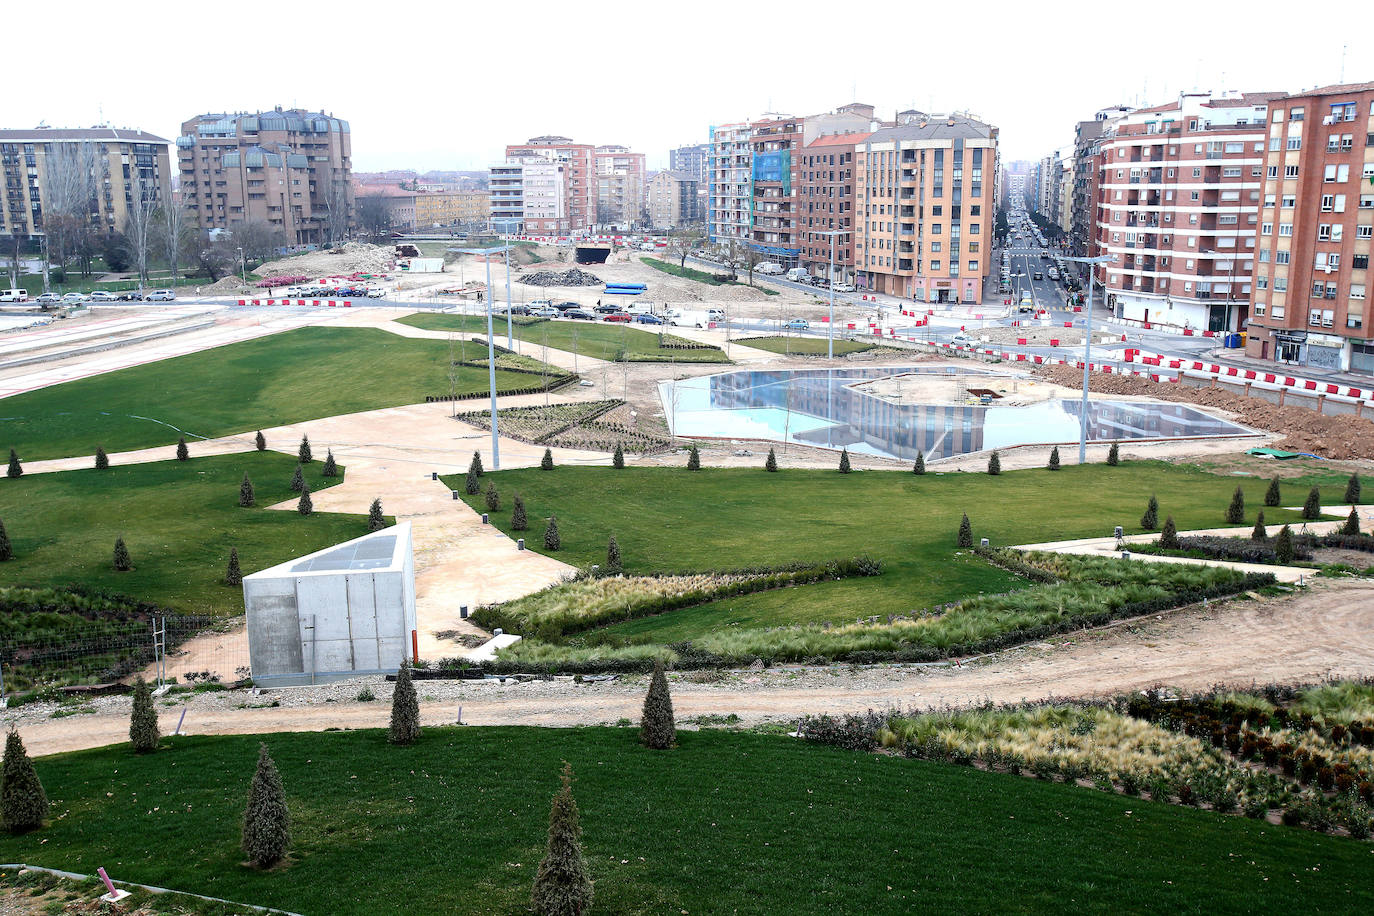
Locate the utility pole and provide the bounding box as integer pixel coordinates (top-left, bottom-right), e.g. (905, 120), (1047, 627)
(1065, 253), (1113, 464)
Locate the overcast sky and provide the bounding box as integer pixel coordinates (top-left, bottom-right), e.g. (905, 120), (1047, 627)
(12, 0), (1374, 172)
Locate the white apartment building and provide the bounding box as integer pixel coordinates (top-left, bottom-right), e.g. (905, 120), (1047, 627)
(708, 121), (752, 248)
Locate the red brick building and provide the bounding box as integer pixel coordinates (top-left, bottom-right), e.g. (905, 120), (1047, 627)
(798, 131), (870, 284)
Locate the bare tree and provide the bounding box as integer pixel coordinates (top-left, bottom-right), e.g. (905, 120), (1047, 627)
(42, 141), (100, 276)
(234, 220), (282, 263)
(665, 228), (702, 270)
(8, 235), (21, 288)
(357, 196), (393, 239)
(123, 175), (157, 287)
(153, 194), (191, 282)
(195, 236), (237, 281)
(326, 177), (350, 244)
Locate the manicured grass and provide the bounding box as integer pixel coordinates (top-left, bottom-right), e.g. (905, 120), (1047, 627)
(737, 335), (886, 356)
(5, 728), (1372, 915)
(398, 312), (731, 362)
(0, 452), (365, 615)
(0, 327), (542, 461)
(448, 463), (1320, 639)
(641, 257), (780, 294)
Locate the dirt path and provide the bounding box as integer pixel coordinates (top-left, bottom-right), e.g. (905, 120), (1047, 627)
(12, 579), (1374, 756)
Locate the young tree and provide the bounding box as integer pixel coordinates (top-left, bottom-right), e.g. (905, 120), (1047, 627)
(469, 450), (484, 478)
(1225, 485), (1246, 525)
(1159, 516), (1180, 550)
(226, 547), (243, 586)
(957, 512), (973, 548)
(465, 465), (481, 495)
(1106, 442), (1120, 466)
(113, 537), (132, 571)
(1302, 486), (1322, 520)
(255, 430), (267, 452)
(242, 743), (290, 869)
(1, 728), (47, 834)
(987, 450), (1001, 475)
(485, 482), (501, 513)
(1275, 524), (1295, 564)
(297, 483), (313, 516)
(640, 659), (676, 749)
(612, 443), (625, 469)
(512, 495), (528, 531)
(388, 661), (421, 745)
(838, 448), (851, 474)
(1251, 511), (1267, 541)
(606, 535), (621, 571)
(686, 444), (700, 470)
(1346, 473), (1362, 505)
(1264, 476), (1281, 507)
(1047, 447), (1060, 471)
(541, 448), (555, 471)
(122, 175), (157, 286)
(322, 450), (338, 478)
(176, 437), (189, 461)
(7, 448), (21, 478)
(1141, 495), (1159, 530)
(544, 516), (561, 551)
(1342, 505), (1362, 536)
(531, 762), (593, 916)
(239, 473), (256, 508)
(153, 197), (191, 283)
(129, 677), (160, 754)
(914, 451), (926, 475)
(95, 446), (109, 470)
(289, 464), (304, 493)
(298, 436), (313, 465)
(765, 448), (778, 472)
(0, 519), (11, 562)
(368, 498), (386, 532)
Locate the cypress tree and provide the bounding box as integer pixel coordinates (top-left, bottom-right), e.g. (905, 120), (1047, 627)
(0, 519), (11, 562)
(322, 450), (338, 478)
(1346, 473), (1362, 505)
(1107, 442), (1120, 466)
(5, 449), (20, 479)
(686, 444), (700, 470)
(987, 450), (1001, 475)
(640, 659), (676, 750)
(1225, 485), (1245, 525)
(1141, 494), (1159, 530)
(469, 450), (484, 477)
(289, 464), (304, 493)
(531, 762), (593, 916)
(368, 498), (386, 532)
(1342, 505), (1361, 536)
(176, 437), (189, 461)
(1275, 524), (1295, 564)
(1159, 516), (1180, 550)
(1264, 476), (1281, 507)
(255, 430), (266, 452)
(1302, 486), (1322, 520)
(544, 516), (561, 551)
(464, 466), (480, 495)
(388, 661), (421, 745)
(914, 451), (926, 474)
(239, 472), (256, 507)
(95, 446), (109, 470)
(298, 435), (313, 464)
(838, 448), (851, 473)
(765, 448), (778, 472)
(511, 495), (528, 531)
(129, 677), (160, 754)
(606, 535), (621, 571)
(541, 448), (554, 470)
(484, 481), (501, 513)
(957, 512), (973, 548)
(113, 537), (132, 571)
(242, 744), (290, 869)
(612, 443), (625, 469)
(226, 548), (243, 586)
(1, 728), (47, 834)
(1048, 446), (1060, 471)
(1252, 511), (1267, 541)
(297, 483), (313, 516)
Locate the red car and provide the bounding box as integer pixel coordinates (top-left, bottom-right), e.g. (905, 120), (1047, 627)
(602, 312), (633, 322)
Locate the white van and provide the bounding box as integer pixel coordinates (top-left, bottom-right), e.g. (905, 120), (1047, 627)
(756, 262), (783, 275)
(785, 267), (809, 282)
(0, 289), (28, 303)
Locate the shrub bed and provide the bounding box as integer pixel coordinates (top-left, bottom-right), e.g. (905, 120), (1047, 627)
(1131, 535), (1314, 564)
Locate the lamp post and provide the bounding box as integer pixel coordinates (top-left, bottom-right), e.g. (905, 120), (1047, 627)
(236, 246), (247, 287)
(814, 229), (848, 358)
(1064, 253), (1113, 464)
(457, 245), (513, 470)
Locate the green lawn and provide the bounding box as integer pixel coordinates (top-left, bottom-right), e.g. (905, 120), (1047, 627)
(398, 313), (731, 363)
(1, 327), (544, 461)
(5, 728), (1372, 914)
(0, 452), (367, 615)
(448, 463), (1323, 640)
(738, 336), (887, 356)
(641, 257), (780, 294)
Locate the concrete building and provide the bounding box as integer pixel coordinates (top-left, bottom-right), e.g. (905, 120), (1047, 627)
(670, 142), (710, 220)
(854, 112), (999, 303)
(1244, 82), (1374, 372)
(0, 127), (171, 245)
(1058, 158), (1073, 234)
(594, 144), (647, 227)
(798, 131), (870, 283)
(648, 170), (700, 228)
(1096, 90), (1282, 333)
(504, 136), (595, 232)
(707, 120), (753, 248)
(243, 523), (416, 686)
(489, 162), (525, 232)
(357, 189), (490, 231)
(177, 107), (353, 245)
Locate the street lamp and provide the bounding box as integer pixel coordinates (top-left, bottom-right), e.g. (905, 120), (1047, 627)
(236, 247), (247, 287)
(456, 245), (514, 470)
(814, 229), (848, 359)
(1063, 253), (1114, 465)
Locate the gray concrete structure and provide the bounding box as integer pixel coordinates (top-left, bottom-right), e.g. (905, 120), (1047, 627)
(243, 523), (415, 686)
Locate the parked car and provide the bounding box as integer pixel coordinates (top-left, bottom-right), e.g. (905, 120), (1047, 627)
(145, 289), (176, 301)
(87, 290), (117, 302)
(506, 304), (531, 316)
(634, 314), (664, 324)
(530, 299), (554, 309)
(603, 312), (633, 323)
(0, 288), (28, 302)
(808, 276), (828, 287)
(565, 309), (597, 320)
(832, 283), (856, 293)
(532, 306), (559, 317)
(593, 303), (619, 314)
(784, 318), (810, 330)
(35, 293), (61, 306)
(755, 262), (783, 275)
(951, 332), (974, 346)
(1033, 271), (1043, 281)
(555, 301), (580, 311)
(60, 292), (87, 304)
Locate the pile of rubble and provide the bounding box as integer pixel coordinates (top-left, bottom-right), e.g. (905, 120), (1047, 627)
(519, 268), (604, 288)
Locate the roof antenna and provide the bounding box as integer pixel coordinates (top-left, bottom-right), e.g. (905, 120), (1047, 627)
(1341, 43), (1348, 83)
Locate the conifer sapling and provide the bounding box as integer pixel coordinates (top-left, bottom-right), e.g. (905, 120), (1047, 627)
(1342, 505), (1361, 536)
(531, 762), (593, 916)
(1346, 473), (1362, 505)
(95, 446), (108, 470)
(368, 498), (385, 532)
(1, 728), (47, 834)
(511, 495), (528, 531)
(242, 743), (289, 869)
(541, 448), (554, 470)
(1141, 494), (1159, 530)
(1251, 511), (1267, 541)
(484, 481), (501, 512)
(239, 472), (255, 507)
(255, 430), (266, 452)
(1048, 446), (1060, 471)
(176, 437), (189, 461)
(388, 660), (421, 745)
(606, 534), (621, 571)
(113, 537), (132, 571)
(838, 448), (851, 473)
(957, 512), (973, 548)
(297, 482), (312, 516)
(987, 450), (1001, 475)
(298, 435), (312, 464)
(544, 515), (561, 551)
(1264, 476), (1281, 507)
(640, 659), (675, 750)
(1275, 524), (1295, 564)
(129, 677), (160, 753)
(1159, 516), (1179, 550)
(1106, 442), (1119, 466)
(322, 450), (338, 478)
(612, 443), (625, 469)
(686, 444), (700, 470)
(226, 547), (243, 586)
(0, 519), (11, 562)
(6, 448), (21, 479)
(469, 450), (484, 477)
(289, 464), (304, 493)
(765, 448), (778, 472)
(1302, 486), (1322, 520)
(914, 451), (925, 475)
(1226, 485), (1245, 525)
(465, 466), (480, 495)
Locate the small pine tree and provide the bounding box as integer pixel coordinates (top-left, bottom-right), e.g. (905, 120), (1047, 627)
(322, 450), (338, 478)
(388, 661), (421, 745)
(255, 430), (266, 452)
(987, 450), (1001, 475)
(226, 547), (243, 586)
(484, 481), (501, 513)
(512, 495), (528, 531)
(368, 498), (385, 532)
(1048, 446), (1060, 471)
(1, 728), (47, 834)
(544, 516), (561, 551)
(469, 450), (484, 478)
(113, 537), (132, 571)
(242, 744), (290, 869)
(1265, 476), (1281, 507)
(838, 448), (851, 474)
(95, 446), (109, 470)
(464, 466), (480, 495)
(1342, 505), (1361, 536)
(1225, 485), (1245, 525)
(1107, 442), (1120, 466)
(612, 443), (625, 469)
(298, 435), (313, 464)
(0, 518), (11, 562)
(1302, 486), (1322, 520)
(5, 449), (20, 479)
(957, 512), (973, 548)
(239, 472), (256, 507)
(914, 451), (926, 475)
(289, 464), (304, 493)
(176, 437), (189, 461)
(1159, 516), (1179, 550)
(765, 448), (778, 472)
(1252, 511), (1267, 541)
(640, 659), (676, 749)
(606, 534), (621, 571)
(129, 677), (160, 754)
(541, 448), (554, 471)
(1275, 524), (1295, 564)
(531, 762), (593, 916)
(297, 483), (313, 516)
(1141, 494), (1159, 530)
(686, 444), (700, 470)
(1346, 473), (1362, 505)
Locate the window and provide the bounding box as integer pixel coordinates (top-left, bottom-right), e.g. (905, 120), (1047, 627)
(1223, 166), (1242, 178)
(1329, 134), (1341, 151)
(1325, 165), (1338, 182)
(1258, 276), (1269, 290)
(1286, 165), (1300, 179)
(1291, 108), (1304, 122)
(1282, 195), (1296, 208)
(1334, 225), (1344, 241)
(1276, 250), (1291, 264)
(1260, 248), (1271, 261)
(1310, 309), (1324, 326)
(1273, 304), (1286, 317)
(1273, 109), (1285, 122)
(930, 260), (941, 271)
(1343, 134), (1354, 151)
(1287, 136), (1302, 150)
(1261, 222), (1273, 235)
(1322, 194), (1335, 211)
(1353, 284), (1367, 299)
(1254, 300), (1267, 315)
(1267, 165), (1279, 179)
(1361, 195), (1374, 209)
(1355, 254), (1370, 269)
(1270, 136), (1282, 151)
(1336, 194), (1347, 212)
(1265, 193), (1276, 207)
(1225, 142), (1244, 153)
(1275, 278), (1288, 292)
(1359, 226), (1374, 239)
(968, 260), (978, 272)
(1280, 223), (1294, 237)
(1190, 191), (1200, 201)
(1252, 166), (1262, 177)
(1318, 225), (1331, 241)
(1193, 167), (1202, 178)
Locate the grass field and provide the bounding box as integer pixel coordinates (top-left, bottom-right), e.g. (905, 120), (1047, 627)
(737, 335), (887, 356)
(641, 257), (780, 295)
(2, 727), (1369, 915)
(0, 452), (366, 615)
(397, 313), (731, 363)
(0, 327), (544, 461)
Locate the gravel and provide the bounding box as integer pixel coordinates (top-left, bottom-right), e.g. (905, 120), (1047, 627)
(520, 268), (603, 288)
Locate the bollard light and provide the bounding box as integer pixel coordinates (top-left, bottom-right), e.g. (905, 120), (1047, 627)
(517, 538), (525, 550)
(481, 513), (489, 524)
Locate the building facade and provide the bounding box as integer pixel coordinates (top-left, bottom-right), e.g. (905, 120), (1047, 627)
(594, 144), (646, 227)
(503, 137), (595, 232)
(647, 170), (700, 228)
(177, 108), (353, 245)
(488, 163), (524, 232)
(708, 121), (754, 249)
(798, 131), (869, 283)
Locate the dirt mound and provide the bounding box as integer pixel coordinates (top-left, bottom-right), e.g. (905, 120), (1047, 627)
(254, 242), (396, 279)
(521, 268), (603, 287)
(1035, 364), (1374, 459)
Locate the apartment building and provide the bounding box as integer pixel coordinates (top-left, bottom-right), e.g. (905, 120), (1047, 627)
(1096, 91), (1282, 333)
(708, 121), (753, 248)
(504, 137), (595, 232)
(359, 189), (490, 231)
(670, 143), (710, 185)
(488, 163), (524, 232)
(594, 145), (646, 226)
(797, 131), (870, 283)
(1245, 82), (1374, 372)
(1058, 159), (1073, 234)
(854, 113), (999, 303)
(0, 127), (170, 244)
(748, 115), (804, 265)
(177, 108), (352, 245)
(647, 170), (700, 228)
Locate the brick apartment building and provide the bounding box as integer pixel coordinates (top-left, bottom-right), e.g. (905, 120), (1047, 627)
(177, 107), (353, 245)
(647, 170), (700, 228)
(499, 136), (595, 233)
(594, 144), (646, 226)
(1244, 82), (1374, 373)
(798, 131), (870, 284)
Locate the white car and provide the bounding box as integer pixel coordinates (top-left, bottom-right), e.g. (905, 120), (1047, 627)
(145, 289), (176, 301)
(60, 292), (86, 304)
(831, 283), (856, 293)
(950, 332), (974, 346)
(533, 306), (559, 317)
(87, 290), (117, 302)
(366, 287), (386, 298)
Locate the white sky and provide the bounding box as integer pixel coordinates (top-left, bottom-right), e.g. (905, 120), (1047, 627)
(12, 0), (1374, 172)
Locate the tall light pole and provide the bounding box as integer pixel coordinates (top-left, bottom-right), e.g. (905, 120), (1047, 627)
(457, 245), (513, 469)
(1064, 253), (1113, 464)
(815, 229), (847, 358)
(236, 247), (247, 287)
(503, 243), (514, 350)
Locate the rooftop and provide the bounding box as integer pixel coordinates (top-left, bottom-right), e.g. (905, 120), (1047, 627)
(0, 127), (169, 144)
